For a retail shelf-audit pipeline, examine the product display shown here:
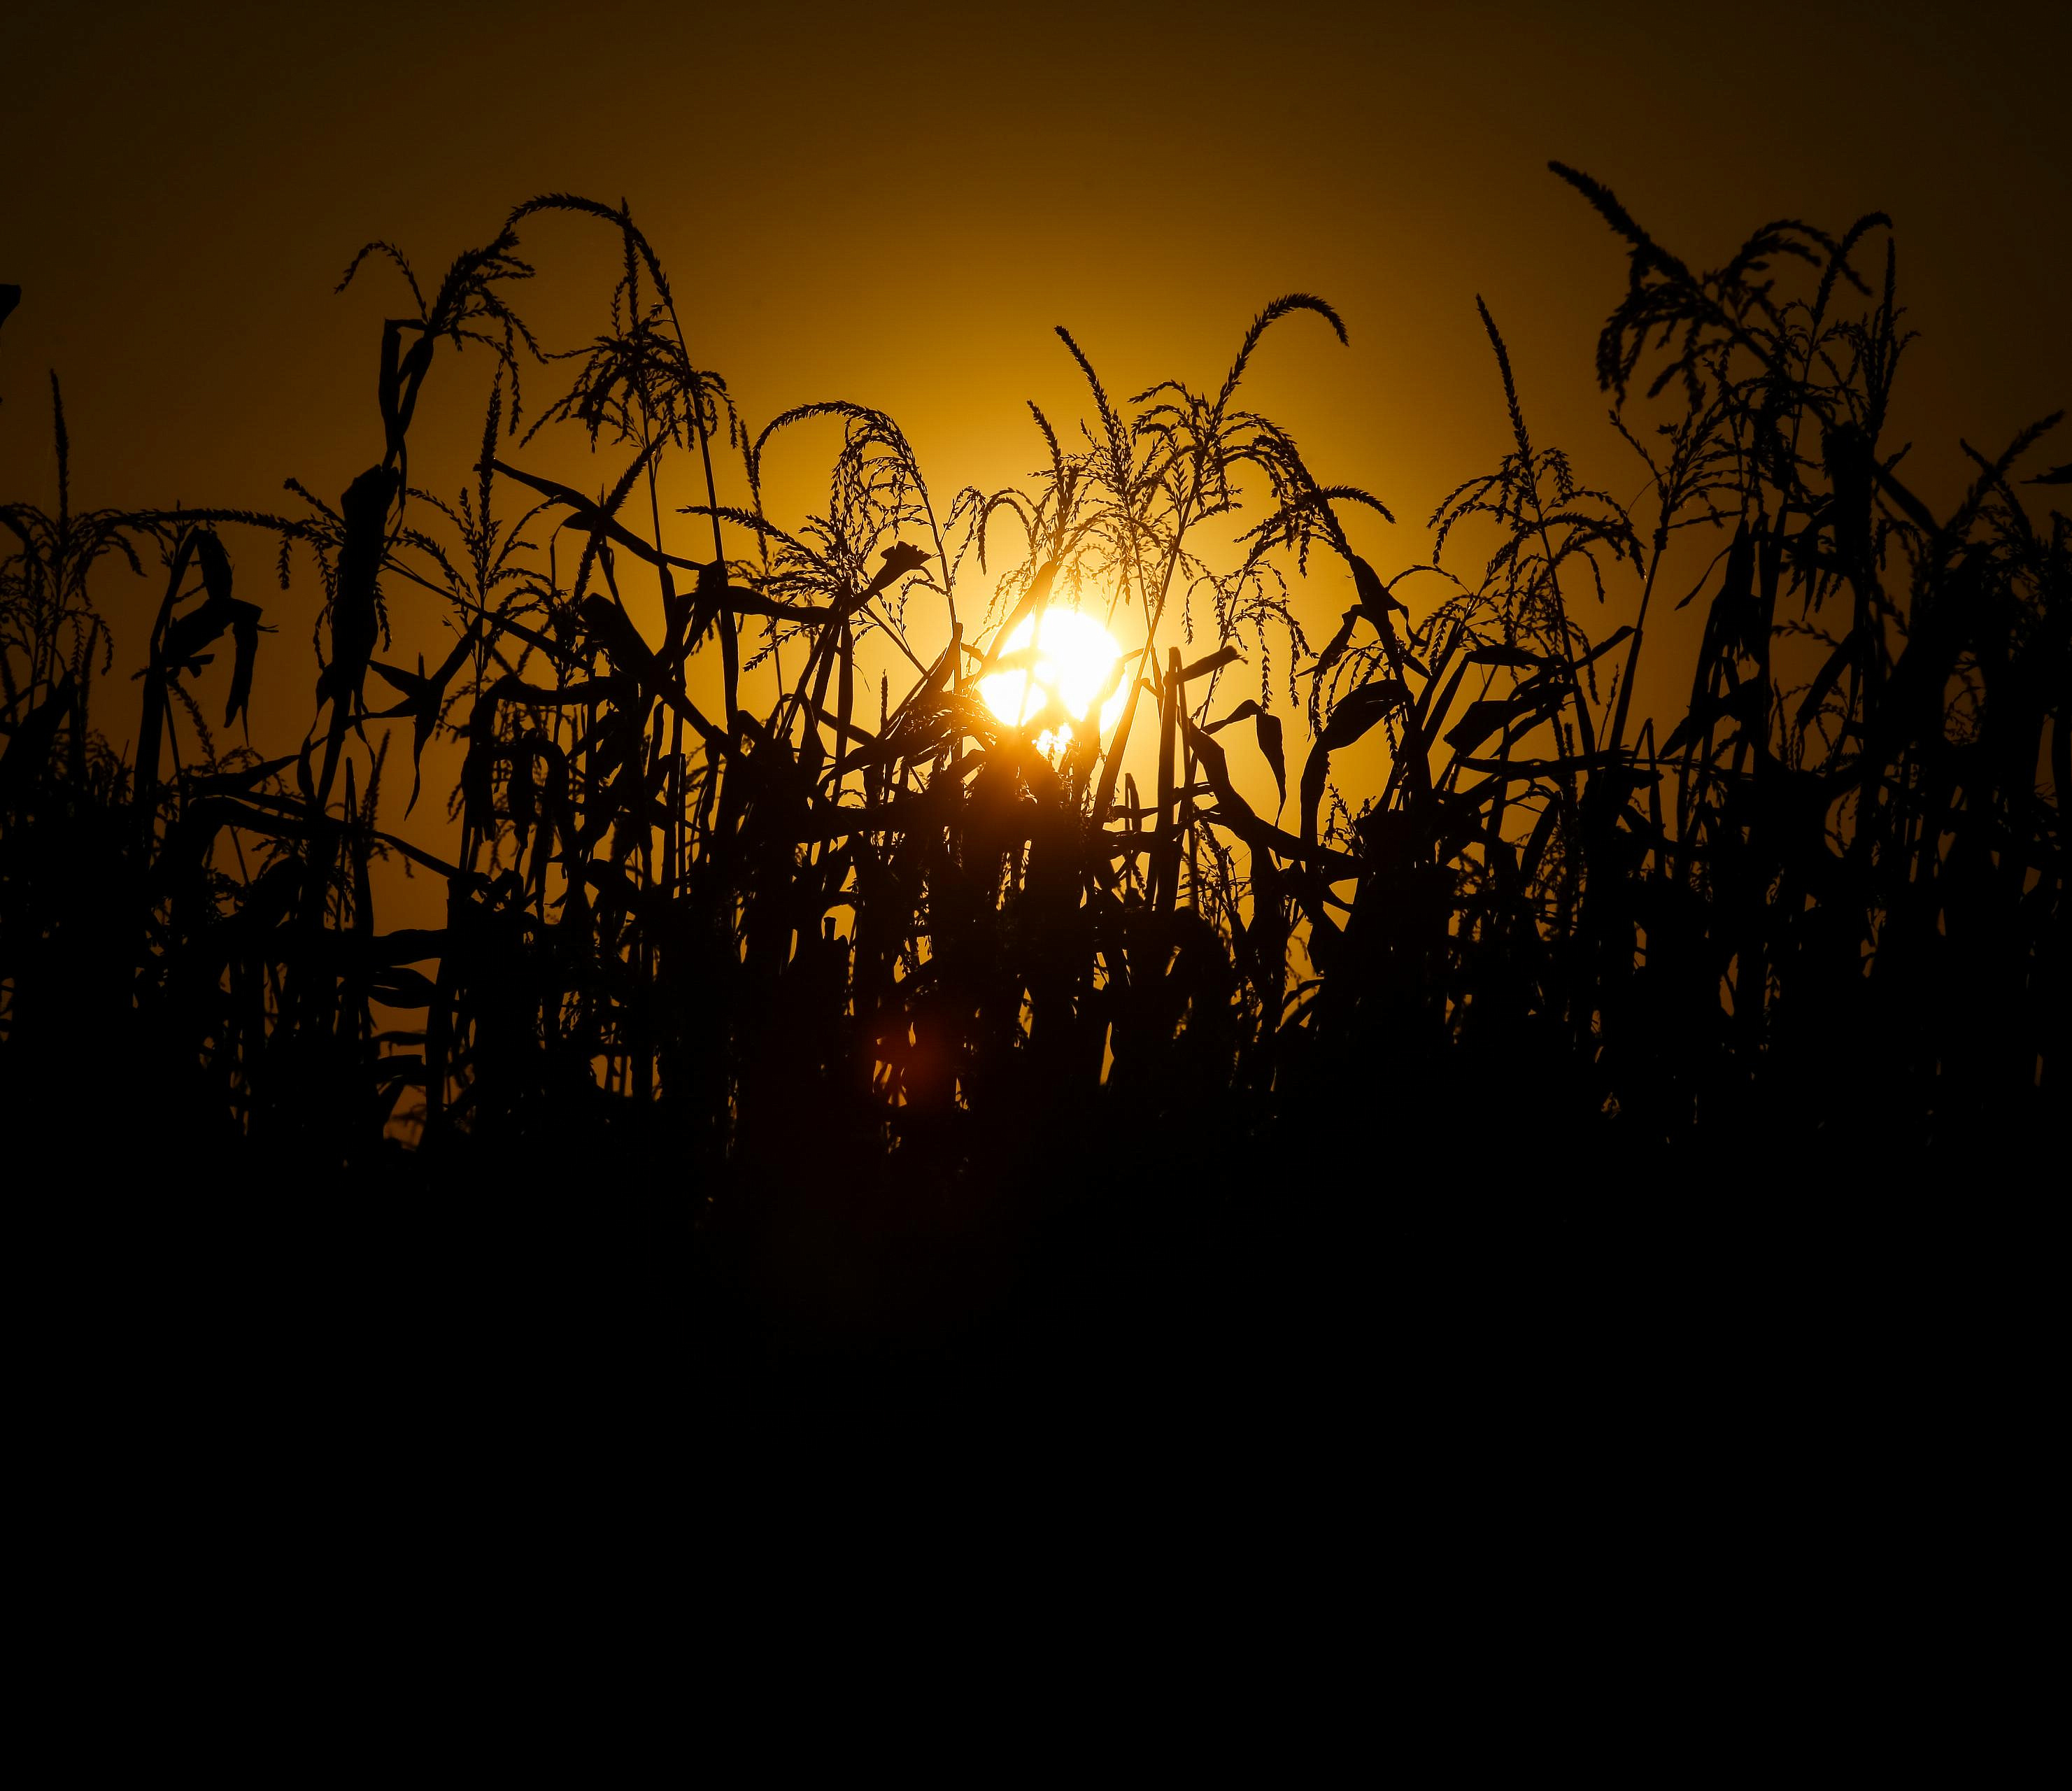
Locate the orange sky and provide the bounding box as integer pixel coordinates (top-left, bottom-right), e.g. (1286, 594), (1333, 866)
(5, 0), (2066, 907)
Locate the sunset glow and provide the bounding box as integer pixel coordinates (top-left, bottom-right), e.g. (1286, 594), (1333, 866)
(978, 608), (1128, 752)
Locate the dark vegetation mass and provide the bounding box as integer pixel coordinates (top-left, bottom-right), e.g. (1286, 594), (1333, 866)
(1, 167), (2062, 1365)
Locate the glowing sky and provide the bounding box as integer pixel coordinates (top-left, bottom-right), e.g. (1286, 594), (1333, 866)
(4, 0), (2065, 897)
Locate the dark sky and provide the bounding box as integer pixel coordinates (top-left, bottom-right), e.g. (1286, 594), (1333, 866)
(4, 0), (2066, 840)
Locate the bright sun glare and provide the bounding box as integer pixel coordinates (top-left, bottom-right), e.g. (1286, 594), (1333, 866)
(977, 608), (1128, 752)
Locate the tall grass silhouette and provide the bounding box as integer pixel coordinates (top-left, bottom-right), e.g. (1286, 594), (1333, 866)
(1, 169), (2061, 1354)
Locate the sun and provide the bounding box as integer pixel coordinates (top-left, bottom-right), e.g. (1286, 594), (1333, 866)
(978, 608), (1128, 752)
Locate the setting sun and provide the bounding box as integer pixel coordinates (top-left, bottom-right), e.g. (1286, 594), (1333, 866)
(977, 608), (1128, 751)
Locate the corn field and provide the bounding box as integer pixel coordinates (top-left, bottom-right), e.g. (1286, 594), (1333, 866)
(1, 166), (2062, 1357)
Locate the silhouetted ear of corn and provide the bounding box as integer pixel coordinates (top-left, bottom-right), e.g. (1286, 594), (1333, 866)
(0, 172), (2062, 1360)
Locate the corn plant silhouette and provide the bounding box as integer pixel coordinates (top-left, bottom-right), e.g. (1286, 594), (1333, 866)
(0, 169), (2062, 1363)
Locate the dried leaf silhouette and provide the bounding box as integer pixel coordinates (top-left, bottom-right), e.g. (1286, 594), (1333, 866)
(1205, 698), (1286, 811)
